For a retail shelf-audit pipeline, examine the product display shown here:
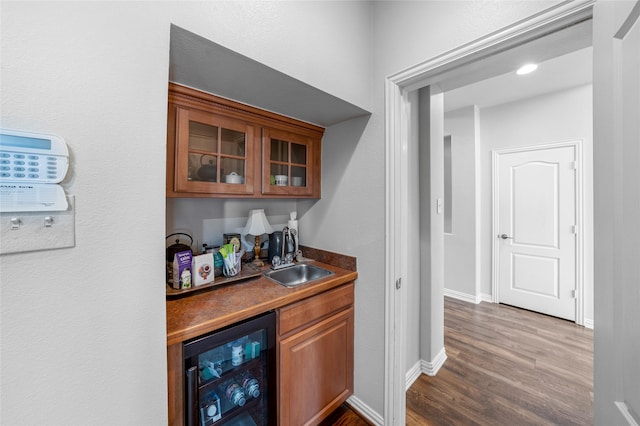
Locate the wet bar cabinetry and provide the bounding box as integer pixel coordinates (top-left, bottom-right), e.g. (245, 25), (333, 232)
(166, 263), (356, 426)
(167, 83), (323, 198)
(278, 283), (354, 426)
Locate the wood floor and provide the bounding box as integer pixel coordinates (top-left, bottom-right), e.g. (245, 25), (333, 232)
(319, 403), (373, 426)
(328, 296), (594, 426)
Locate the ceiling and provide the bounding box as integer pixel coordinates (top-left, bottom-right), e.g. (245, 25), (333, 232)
(169, 25), (370, 128)
(170, 19), (592, 125)
(444, 46), (592, 112)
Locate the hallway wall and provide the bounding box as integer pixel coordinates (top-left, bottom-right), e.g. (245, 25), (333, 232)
(443, 106), (481, 302)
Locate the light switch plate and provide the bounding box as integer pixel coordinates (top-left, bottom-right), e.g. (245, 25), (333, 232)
(0, 195), (75, 255)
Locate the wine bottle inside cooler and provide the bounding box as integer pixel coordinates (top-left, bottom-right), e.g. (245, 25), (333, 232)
(240, 371), (261, 399)
(225, 380), (246, 407)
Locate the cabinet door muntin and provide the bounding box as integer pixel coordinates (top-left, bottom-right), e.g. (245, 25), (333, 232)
(267, 137), (309, 189)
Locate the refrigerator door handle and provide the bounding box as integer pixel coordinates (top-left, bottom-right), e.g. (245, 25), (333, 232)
(186, 366), (198, 426)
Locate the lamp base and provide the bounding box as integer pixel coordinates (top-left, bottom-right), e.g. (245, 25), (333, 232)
(252, 235), (264, 267)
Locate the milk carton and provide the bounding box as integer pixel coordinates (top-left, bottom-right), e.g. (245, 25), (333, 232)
(172, 250), (192, 289)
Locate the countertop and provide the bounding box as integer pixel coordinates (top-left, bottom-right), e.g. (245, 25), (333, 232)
(166, 249), (357, 346)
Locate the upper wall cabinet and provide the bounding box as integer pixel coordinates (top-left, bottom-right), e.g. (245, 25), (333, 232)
(167, 83), (324, 199)
(262, 127), (320, 197)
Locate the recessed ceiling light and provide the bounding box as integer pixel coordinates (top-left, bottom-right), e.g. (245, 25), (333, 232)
(516, 63), (538, 75)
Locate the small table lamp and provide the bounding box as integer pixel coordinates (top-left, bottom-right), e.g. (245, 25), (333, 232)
(243, 209), (274, 266)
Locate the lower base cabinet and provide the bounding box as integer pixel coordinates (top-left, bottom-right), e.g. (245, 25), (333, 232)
(167, 282), (355, 426)
(277, 283), (355, 426)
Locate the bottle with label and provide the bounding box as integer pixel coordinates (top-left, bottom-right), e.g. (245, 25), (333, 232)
(240, 372), (261, 399)
(225, 380), (246, 407)
(231, 341), (244, 367)
(288, 211), (298, 236)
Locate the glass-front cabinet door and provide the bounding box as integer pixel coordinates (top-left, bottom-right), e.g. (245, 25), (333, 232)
(262, 127), (320, 197)
(174, 107), (256, 195)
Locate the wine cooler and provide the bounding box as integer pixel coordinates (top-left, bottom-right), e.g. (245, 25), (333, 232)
(183, 311), (276, 426)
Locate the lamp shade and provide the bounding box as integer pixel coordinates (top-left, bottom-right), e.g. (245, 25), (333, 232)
(243, 209), (274, 236)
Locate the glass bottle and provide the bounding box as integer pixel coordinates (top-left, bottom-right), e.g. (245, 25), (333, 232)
(225, 380), (246, 407)
(240, 372), (261, 399)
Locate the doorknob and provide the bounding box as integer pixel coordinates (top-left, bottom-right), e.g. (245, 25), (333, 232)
(500, 234), (513, 240)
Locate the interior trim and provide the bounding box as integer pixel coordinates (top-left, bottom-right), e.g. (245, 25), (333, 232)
(421, 348), (447, 377)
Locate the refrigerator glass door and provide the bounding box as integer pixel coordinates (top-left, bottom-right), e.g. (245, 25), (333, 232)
(184, 312), (275, 426)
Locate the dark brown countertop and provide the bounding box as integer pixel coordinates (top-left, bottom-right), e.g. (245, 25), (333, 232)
(166, 256), (357, 346)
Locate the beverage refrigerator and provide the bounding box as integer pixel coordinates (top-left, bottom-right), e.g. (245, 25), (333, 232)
(183, 311), (276, 426)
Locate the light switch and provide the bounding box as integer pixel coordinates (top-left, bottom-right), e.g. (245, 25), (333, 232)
(0, 195), (75, 254)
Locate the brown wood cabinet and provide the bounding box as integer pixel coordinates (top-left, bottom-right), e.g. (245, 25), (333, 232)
(167, 83), (324, 198)
(277, 283), (355, 426)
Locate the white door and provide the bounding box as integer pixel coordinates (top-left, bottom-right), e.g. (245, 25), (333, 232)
(495, 144), (578, 321)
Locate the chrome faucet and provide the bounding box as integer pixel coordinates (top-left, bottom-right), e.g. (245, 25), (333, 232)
(280, 226), (289, 260)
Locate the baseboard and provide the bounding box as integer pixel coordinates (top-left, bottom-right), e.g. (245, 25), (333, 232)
(346, 395), (384, 426)
(615, 401), (640, 426)
(584, 318), (594, 329)
(421, 347), (447, 376)
(448, 291), (594, 328)
(444, 288), (482, 304)
(405, 349), (448, 392)
(480, 293), (493, 303)
(405, 360), (422, 391)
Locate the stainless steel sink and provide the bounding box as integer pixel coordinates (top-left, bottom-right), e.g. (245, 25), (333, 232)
(263, 263), (334, 287)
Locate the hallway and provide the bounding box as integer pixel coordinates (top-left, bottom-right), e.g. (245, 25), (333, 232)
(406, 297), (593, 425)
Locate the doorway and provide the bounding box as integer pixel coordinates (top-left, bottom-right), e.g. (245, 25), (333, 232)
(383, 2), (595, 424)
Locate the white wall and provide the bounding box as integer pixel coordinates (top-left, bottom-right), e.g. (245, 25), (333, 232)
(479, 84), (594, 322)
(443, 106), (480, 301)
(167, 199), (298, 252)
(1, 3), (170, 424)
(0, 2), (373, 425)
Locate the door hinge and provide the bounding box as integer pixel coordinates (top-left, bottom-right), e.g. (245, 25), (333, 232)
(570, 161), (577, 170)
(571, 289), (577, 298)
(571, 225), (578, 235)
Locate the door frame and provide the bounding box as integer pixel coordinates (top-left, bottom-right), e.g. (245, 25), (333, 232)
(384, 1), (595, 424)
(491, 140), (585, 325)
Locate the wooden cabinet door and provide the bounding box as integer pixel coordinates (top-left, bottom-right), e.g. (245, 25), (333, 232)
(279, 307), (354, 426)
(172, 107), (257, 195)
(262, 127), (321, 198)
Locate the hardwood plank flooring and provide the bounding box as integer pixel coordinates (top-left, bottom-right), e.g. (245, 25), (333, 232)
(327, 297), (593, 425)
(319, 403), (373, 426)
(407, 297), (593, 426)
